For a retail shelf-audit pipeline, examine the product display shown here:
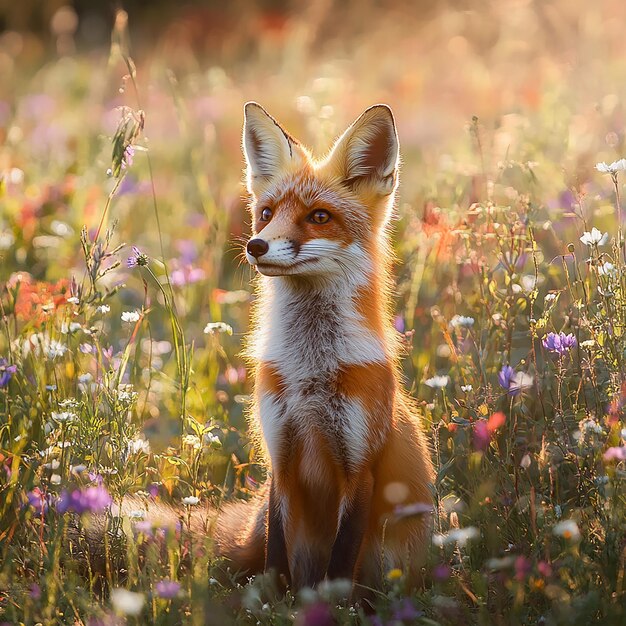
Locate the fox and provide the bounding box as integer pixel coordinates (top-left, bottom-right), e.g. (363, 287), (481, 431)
(213, 102), (435, 594)
(77, 103), (434, 598)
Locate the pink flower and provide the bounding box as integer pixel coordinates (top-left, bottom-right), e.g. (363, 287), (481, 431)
(603, 447), (626, 461)
(154, 579), (181, 599)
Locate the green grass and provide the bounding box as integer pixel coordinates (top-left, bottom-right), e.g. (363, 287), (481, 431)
(0, 2), (625, 624)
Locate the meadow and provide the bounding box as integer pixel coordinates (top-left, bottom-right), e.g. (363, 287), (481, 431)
(0, 1), (625, 624)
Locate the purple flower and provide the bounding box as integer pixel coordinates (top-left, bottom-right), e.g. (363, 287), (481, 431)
(433, 563), (451, 581)
(30, 583), (42, 600)
(57, 486), (112, 514)
(27, 488), (51, 514)
(542, 332), (577, 355)
(127, 246), (148, 268)
(0, 358), (17, 388)
(170, 265), (206, 287)
(391, 598), (423, 620)
(299, 602), (335, 626)
(122, 145), (135, 169)
(154, 579), (181, 599)
(498, 365), (515, 392)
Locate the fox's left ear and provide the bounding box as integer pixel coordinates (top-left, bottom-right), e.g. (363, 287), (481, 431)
(328, 105), (399, 196)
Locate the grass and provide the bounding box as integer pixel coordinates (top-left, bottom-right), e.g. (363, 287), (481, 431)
(0, 1), (625, 624)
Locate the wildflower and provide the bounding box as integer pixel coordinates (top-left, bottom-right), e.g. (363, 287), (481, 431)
(514, 556), (531, 581)
(110, 588), (145, 616)
(30, 583), (42, 600)
(182, 434), (201, 449)
(97, 304), (111, 314)
(126, 246), (148, 268)
(298, 602), (335, 626)
(46, 340), (67, 359)
(580, 339), (595, 348)
(597, 261), (617, 277)
(425, 375), (449, 388)
(433, 526), (480, 547)
(544, 293), (557, 302)
(121, 310), (141, 323)
(520, 453), (532, 469)
(170, 265), (206, 286)
(595, 159), (626, 173)
(473, 412), (506, 451)
(61, 321), (82, 334)
(182, 496), (200, 506)
(66, 296), (80, 305)
(0, 358), (17, 388)
(391, 598), (423, 620)
(133, 520), (153, 537)
(498, 365), (515, 391)
(386, 568), (403, 581)
(542, 332), (577, 355)
(26, 488), (51, 514)
(553, 519), (581, 542)
(461, 384), (473, 392)
(154, 580), (181, 599)
(51, 411), (76, 423)
(603, 446), (626, 461)
(127, 437), (150, 455)
(203, 321), (233, 335)
(580, 228), (609, 246)
(432, 563), (451, 581)
(57, 486), (112, 514)
(121, 145), (135, 170)
(537, 561), (553, 578)
(50, 474), (61, 485)
(450, 315), (475, 328)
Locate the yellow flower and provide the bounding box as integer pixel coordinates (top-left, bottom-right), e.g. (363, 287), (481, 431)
(386, 568), (403, 581)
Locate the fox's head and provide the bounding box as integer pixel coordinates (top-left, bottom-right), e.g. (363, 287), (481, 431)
(242, 102), (399, 281)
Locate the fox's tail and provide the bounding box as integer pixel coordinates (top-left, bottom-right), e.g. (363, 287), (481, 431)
(68, 493), (267, 580)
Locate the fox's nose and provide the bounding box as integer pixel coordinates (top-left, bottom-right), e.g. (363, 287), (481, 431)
(247, 238), (269, 259)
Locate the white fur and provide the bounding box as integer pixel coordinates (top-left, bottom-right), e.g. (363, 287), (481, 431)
(258, 392), (287, 463)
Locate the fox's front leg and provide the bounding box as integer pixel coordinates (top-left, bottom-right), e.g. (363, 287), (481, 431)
(282, 478), (343, 590)
(327, 472), (374, 582)
(265, 480), (290, 585)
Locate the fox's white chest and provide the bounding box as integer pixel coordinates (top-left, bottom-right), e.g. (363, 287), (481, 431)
(254, 280), (384, 474)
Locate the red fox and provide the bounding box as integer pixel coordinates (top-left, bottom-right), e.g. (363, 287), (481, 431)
(214, 102), (434, 593)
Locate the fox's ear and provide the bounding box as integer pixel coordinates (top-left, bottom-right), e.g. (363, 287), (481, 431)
(243, 102), (305, 192)
(328, 105), (399, 195)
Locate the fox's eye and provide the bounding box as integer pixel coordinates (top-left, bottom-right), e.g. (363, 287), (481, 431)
(260, 207), (273, 221)
(309, 210), (331, 224)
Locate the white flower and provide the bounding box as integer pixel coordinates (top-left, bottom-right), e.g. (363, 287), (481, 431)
(553, 519), (581, 541)
(51, 411), (76, 423)
(461, 384), (473, 393)
(204, 321), (233, 335)
(520, 454), (531, 469)
(97, 304), (111, 314)
(61, 322), (82, 334)
(580, 228), (609, 246)
(182, 496), (200, 506)
(127, 438), (150, 455)
(46, 340), (67, 359)
(595, 158), (626, 173)
(425, 375), (449, 388)
(598, 261), (617, 277)
(66, 296), (80, 304)
(182, 434), (201, 449)
(544, 293), (557, 302)
(121, 310), (141, 323)
(450, 315), (475, 328)
(433, 526), (479, 547)
(509, 372), (533, 395)
(128, 510), (145, 519)
(50, 474), (62, 485)
(580, 339), (595, 348)
(110, 588), (145, 616)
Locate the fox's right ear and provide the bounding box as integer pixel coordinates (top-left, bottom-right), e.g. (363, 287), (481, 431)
(243, 102), (306, 194)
